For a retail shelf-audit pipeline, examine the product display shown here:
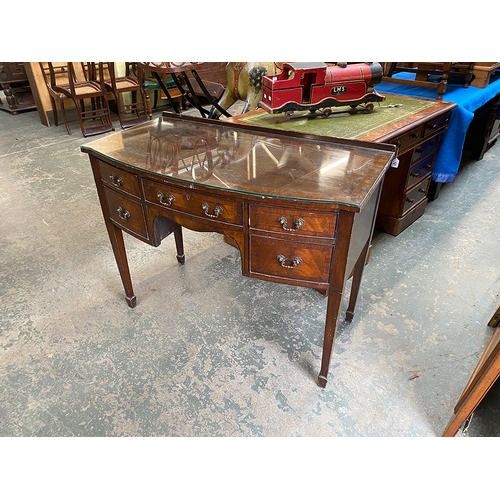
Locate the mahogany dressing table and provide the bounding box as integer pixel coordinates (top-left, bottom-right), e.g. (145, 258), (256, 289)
(82, 112), (396, 387)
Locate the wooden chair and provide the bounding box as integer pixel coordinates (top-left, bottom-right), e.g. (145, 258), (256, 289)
(139, 70), (184, 118)
(44, 62), (114, 137)
(39, 63), (72, 135)
(104, 63), (149, 129)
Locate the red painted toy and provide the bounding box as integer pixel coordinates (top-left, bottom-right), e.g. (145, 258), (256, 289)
(260, 62), (385, 116)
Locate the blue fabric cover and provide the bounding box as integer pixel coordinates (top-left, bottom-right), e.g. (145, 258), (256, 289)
(376, 70), (500, 183)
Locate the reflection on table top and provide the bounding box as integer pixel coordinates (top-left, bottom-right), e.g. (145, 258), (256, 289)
(82, 112), (396, 208)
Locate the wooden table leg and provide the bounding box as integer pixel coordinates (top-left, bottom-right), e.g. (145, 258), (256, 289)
(105, 221), (136, 307)
(318, 290), (343, 388)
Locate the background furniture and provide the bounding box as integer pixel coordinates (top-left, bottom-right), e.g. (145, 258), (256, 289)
(229, 94), (455, 236)
(382, 63), (474, 100)
(38, 63), (72, 134)
(0, 62), (36, 114)
(443, 306), (500, 436)
(141, 72), (184, 119)
(376, 69), (500, 198)
(43, 62), (114, 137)
(137, 63), (228, 118)
(463, 92), (500, 160)
(81, 112), (396, 388)
(104, 62), (148, 129)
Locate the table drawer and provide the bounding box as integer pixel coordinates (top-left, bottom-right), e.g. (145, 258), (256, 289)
(424, 112), (452, 138)
(249, 235), (333, 283)
(403, 178), (431, 215)
(103, 186), (148, 238)
(389, 125), (424, 153)
(406, 155), (434, 190)
(410, 135), (440, 164)
(249, 204), (337, 238)
(98, 160), (141, 198)
(142, 179), (244, 226)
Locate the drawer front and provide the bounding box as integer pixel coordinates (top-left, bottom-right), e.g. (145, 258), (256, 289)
(142, 179), (243, 226)
(410, 135), (440, 164)
(406, 155), (434, 190)
(99, 161), (141, 198)
(403, 178), (431, 215)
(389, 125), (424, 153)
(249, 204), (337, 239)
(249, 235), (333, 283)
(103, 186), (148, 238)
(424, 112), (452, 138)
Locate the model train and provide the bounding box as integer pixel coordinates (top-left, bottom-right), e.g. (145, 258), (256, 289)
(260, 62), (385, 116)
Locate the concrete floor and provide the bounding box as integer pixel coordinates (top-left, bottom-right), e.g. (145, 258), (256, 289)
(1, 101), (499, 438)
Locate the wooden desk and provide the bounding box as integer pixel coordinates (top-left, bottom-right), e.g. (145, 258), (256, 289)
(227, 95), (456, 235)
(82, 112), (396, 388)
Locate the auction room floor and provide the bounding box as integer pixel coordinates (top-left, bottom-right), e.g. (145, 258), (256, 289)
(1, 101), (499, 437)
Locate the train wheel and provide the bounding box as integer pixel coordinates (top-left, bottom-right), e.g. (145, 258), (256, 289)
(363, 103), (374, 113)
(322, 108), (332, 117)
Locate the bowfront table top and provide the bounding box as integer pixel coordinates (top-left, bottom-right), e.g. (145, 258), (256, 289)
(82, 112), (396, 387)
(82, 112), (395, 206)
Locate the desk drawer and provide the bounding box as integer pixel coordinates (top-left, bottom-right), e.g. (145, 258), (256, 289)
(142, 179), (243, 226)
(249, 205), (337, 239)
(410, 135), (440, 164)
(249, 235), (332, 283)
(403, 178), (431, 216)
(389, 125), (424, 153)
(406, 155), (434, 190)
(98, 161), (141, 198)
(424, 112), (452, 138)
(103, 186), (148, 238)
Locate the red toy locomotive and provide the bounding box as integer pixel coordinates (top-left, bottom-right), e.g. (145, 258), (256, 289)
(260, 62), (385, 116)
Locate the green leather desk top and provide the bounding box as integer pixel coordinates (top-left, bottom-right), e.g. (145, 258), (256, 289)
(233, 94), (444, 142)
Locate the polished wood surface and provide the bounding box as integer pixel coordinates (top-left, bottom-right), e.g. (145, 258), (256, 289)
(227, 95), (456, 235)
(82, 112), (395, 387)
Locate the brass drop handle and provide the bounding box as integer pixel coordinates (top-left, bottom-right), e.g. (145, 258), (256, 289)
(278, 216), (305, 232)
(277, 254), (302, 269)
(117, 206), (130, 220)
(201, 202), (223, 218)
(157, 191), (176, 207)
(109, 174), (123, 187)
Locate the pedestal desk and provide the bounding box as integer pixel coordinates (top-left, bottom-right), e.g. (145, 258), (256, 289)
(82, 112), (396, 387)
(227, 95), (456, 235)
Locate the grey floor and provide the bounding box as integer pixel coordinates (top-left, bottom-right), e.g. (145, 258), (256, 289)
(1, 101), (499, 437)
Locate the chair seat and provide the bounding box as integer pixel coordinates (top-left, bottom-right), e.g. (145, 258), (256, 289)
(109, 77), (141, 91)
(73, 81), (104, 95)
